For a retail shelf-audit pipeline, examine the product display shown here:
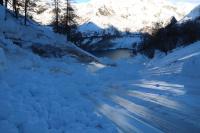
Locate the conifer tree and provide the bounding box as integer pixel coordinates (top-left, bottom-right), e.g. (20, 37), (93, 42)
(62, 0), (77, 41)
(52, 0), (60, 32)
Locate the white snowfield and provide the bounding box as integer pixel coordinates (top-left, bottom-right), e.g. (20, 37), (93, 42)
(1, 5), (200, 133)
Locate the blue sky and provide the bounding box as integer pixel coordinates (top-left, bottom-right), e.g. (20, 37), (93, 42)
(75, 0), (200, 4)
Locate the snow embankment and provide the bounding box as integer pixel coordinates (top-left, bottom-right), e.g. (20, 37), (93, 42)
(0, 42), (117, 133)
(147, 41), (200, 78)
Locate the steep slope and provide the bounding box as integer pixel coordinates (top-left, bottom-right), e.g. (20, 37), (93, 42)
(181, 5), (200, 22)
(0, 6), (98, 62)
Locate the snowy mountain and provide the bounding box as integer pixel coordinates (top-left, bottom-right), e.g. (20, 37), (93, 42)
(181, 5), (200, 22)
(27, 0), (196, 50)
(32, 0), (191, 34)
(76, 0), (187, 34)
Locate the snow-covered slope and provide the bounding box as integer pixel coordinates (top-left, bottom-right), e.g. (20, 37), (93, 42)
(0, 5), (98, 62)
(182, 5), (200, 21)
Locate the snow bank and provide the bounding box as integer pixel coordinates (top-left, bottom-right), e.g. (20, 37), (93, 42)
(148, 41), (200, 68)
(182, 54), (200, 78)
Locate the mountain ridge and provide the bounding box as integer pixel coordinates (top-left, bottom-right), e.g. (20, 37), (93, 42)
(31, 0), (192, 34)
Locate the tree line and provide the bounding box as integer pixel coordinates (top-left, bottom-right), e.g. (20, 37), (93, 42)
(138, 17), (200, 58)
(0, 0), (77, 41)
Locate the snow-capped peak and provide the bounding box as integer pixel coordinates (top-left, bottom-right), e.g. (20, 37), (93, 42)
(75, 0), (188, 33)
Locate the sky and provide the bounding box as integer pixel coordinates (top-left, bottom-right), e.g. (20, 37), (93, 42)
(75, 0), (89, 3)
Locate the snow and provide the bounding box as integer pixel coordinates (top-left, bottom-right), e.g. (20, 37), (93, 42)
(1, 36), (200, 132)
(75, 0), (188, 34)
(182, 5), (200, 21)
(1, 4), (200, 133)
(0, 48), (6, 71)
(182, 54), (200, 78)
(81, 36), (142, 50)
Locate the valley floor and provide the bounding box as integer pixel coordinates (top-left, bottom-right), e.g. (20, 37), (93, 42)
(0, 41), (200, 133)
